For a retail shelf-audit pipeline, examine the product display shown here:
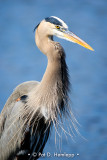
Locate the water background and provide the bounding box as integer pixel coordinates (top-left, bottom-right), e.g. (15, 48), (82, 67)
(0, 0), (107, 159)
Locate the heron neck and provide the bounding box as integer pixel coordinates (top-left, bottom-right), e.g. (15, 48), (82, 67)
(41, 59), (61, 87)
(36, 35), (64, 87)
(35, 29), (69, 103)
(39, 42), (69, 99)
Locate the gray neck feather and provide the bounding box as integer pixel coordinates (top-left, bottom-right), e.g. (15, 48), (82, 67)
(29, 34), (70, 124)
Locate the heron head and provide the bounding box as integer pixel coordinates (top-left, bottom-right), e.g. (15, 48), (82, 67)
(44, 16), (94, 51)
(34, 16), (94, 51)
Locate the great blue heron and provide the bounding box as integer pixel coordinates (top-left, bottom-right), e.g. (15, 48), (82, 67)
(0, 16), (93, 160)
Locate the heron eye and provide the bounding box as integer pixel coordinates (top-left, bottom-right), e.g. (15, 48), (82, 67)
(56, 26), (60, 29)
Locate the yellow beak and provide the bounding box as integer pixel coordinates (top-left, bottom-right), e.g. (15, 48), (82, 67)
(63, 30), (94, 51)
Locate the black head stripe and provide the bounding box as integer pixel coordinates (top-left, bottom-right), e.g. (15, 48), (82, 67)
(33, 23), (40, 32)
(45, 17), (63, 26)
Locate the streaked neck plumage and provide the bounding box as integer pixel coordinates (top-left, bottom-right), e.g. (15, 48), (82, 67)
(32, 23), (70, 120)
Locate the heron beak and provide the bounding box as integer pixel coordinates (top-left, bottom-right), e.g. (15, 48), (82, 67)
(63, 30), (94, 51)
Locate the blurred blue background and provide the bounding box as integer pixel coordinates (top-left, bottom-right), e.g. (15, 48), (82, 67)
(0, 0), (107, 159)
